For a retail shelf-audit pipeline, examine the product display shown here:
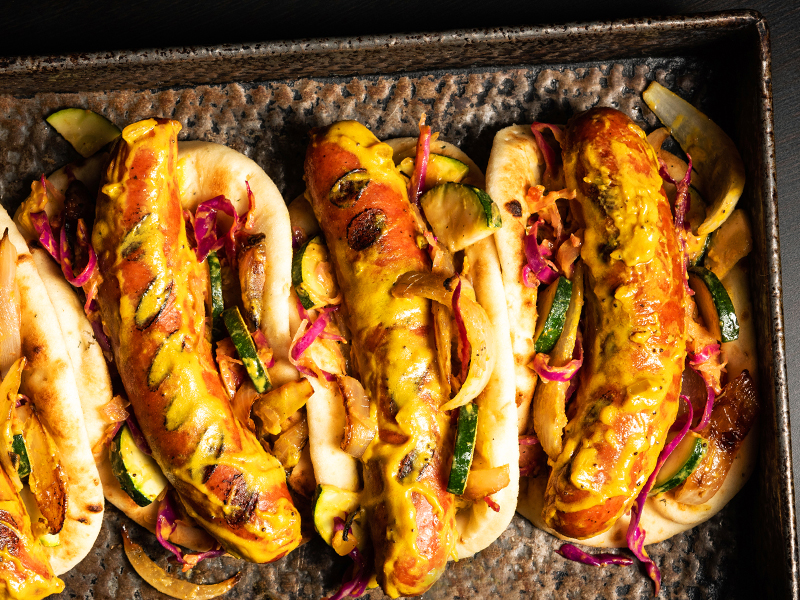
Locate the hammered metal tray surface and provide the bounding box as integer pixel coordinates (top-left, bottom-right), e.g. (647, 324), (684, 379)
(0, 11), (792, 600)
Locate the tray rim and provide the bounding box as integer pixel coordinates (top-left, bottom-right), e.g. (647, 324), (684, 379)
(0, 8), (795, 598)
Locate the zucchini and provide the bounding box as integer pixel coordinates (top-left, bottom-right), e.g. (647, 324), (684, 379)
(533, 276), (572, 354)
(650, 431), (709, 495)
(207, 251), (226, 341)
(291, 236), (339, 310)
(688, 266), (739, 343)
(447, 402), (479, 495)
(398, 153), (470, 187)
(39, 533), (60, 548)
(12, 433), (30, 479)
(109, 424), (168, 507)
(312, 484), (361, 547)
(420, 183), (502, 253)
(46, 108), (121, 158)
(222, 307), (272, 393)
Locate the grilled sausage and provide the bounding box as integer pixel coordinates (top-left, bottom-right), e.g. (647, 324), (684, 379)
(92, 119), (300, 562)
(542, 108), (687, 539)
(304, 121), (456, 597)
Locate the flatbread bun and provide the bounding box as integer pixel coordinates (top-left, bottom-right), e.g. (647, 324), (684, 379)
(0, 210), (104, 574)
(483, 125), (544, 435)
(381, 136), (520, 558)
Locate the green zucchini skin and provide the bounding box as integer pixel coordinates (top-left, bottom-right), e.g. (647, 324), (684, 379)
(688, 266), (739, 342)
(447, 403), (479, 495)
(109, 424), (167, 507)
(222, 306), (272, 393)
(12, 433), (31, 479)
(649, 432), (709, 495)
(533, 276), (572, 354)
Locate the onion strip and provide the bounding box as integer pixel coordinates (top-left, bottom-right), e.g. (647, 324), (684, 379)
(122, 525), (239, 600)
(392, 272), (495, 411)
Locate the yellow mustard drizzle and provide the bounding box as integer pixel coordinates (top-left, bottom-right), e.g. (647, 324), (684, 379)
(94, 119), (299, 562)
(315, 122), (456, 596)
(548, 113), (686, 519)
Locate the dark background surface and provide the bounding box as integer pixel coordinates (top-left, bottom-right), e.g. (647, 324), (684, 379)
(2, 0), (799, 569)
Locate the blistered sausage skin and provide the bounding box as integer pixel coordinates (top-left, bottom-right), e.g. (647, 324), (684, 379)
(543, 108), (687, 539)
(92, 119), (300, 562)
(304, 121), (456, 598)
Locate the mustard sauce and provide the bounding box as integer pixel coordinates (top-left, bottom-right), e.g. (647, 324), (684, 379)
(93, 119), (300, 563)
(545, 109), (687, 535)
(308, 122), (456, 597)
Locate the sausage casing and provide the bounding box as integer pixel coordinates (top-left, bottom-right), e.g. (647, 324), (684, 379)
(305, 121), (456, 597)
(543, 108), (687, 538)
(92, 119), (300, 562)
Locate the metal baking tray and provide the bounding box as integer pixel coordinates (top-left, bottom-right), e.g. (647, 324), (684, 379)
(0, 9), (794, 600)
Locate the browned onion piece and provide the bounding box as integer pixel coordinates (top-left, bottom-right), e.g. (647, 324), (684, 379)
(273, 414), (309, 469)
(463, 465), (510, 500)
(23, 404), (68, 534)
(0, 230), (20, 378)
(338, 375), (377, 459)
(122, 525), (240, 600)
(251, 379), (314, 437)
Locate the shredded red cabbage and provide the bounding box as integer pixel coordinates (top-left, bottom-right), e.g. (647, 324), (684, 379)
(484, 496), (501, 512)
(30, 212), (60, 262)
(530, 123), (564, 182)
(658, 154), (693, 232)
(531, 331), (583, 383)
(156, 494), (187, 564)
(15, 394), (29, 408)
(687, 344), (719, 430)
(626, 396), (694, 596)
(557, 543), (634, 567)
(690, 343), (720, 365)
(125, 415), (152, 456)
(524, 220), (559, 286)
(325, 517), (372, 600)
(59, 219), (98, 287)
(452, 279), (470, 384)
(408, 121), (431, 207)
(291, 307), (338, 362)
(193, 195), (243, 264)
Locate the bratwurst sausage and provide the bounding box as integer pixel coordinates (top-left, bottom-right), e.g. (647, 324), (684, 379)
(304, 121), (456, 597)
(92, 119), (300, 562)
(543, 108), (687, 538)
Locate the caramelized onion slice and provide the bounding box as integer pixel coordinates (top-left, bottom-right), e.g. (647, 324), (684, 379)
(338, 376), (377, 459)
(23, 404), (68, 534)
(393, 271), (495, 411)
(122, 525), (240, 600)
(463, 465), (510, 500)
(252, 379), (314, 437)
(273, 414), (309, 469)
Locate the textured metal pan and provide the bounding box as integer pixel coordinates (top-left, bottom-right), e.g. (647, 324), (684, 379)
(0, 9), (794, 600)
